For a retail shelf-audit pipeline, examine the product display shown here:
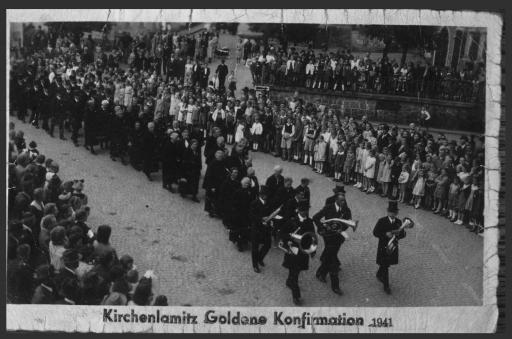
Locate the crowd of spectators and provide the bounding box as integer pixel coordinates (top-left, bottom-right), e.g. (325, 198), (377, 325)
(7, 122), (168, 305)
(239, 40), (486, 103)
(8, 25), (486, 303)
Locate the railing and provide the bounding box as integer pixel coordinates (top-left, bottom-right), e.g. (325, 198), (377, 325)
(250, 73), (484, 103)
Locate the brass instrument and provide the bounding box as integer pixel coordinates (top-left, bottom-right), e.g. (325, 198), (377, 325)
(262, 204), (283, 226)
(278, 227), (318, 255)
(386, 217), (414, 255)
(318, 218), (359, 239)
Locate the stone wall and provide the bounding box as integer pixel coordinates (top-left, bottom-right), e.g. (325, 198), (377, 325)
(269, 88), (484, 133)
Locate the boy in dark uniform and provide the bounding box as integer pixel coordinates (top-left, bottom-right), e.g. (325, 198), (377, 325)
(279, 201), (316, 305)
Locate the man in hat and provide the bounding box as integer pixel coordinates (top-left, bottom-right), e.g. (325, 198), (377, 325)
(372, 200), (406, 294)
(249, 185), (273, 273)
(279, 201), (316, 305)
(325, 183), (346, 206)
(312, 192), (352, 295)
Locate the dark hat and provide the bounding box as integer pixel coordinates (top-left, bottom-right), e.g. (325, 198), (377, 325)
(297, 201), (309, 211)
(387, 200), (399, 213)
(259, 185), (270, 196)
(29, 141), (37, 148)
(332, 183), (345, 194)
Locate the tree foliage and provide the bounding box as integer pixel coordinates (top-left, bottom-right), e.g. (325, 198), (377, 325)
(361, 25), (438, 63)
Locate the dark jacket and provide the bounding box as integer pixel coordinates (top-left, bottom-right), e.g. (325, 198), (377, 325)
(279, 214), (316, 271)
(312, 202), (352, 271)
(264, 174), (284, 203)
(202, 159), (228, 190)
(372, 216), (406, 266)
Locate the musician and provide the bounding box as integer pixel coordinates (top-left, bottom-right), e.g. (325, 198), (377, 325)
(294, 178), (311, 208)
(312, 192), (352, 295)
(325, 183), (345, 206)
(279, 201), (316, 306)
(372, 200), (406, 295)
(281, 188), (304, 220)
(249, 186), (273, 273)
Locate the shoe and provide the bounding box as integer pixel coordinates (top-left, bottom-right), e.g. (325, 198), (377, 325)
(191, 196), (200, 203)
(384, 286), (392, 295)
(60, 137), (67, 141)
(376, 274), (384, 283)
(292, 297), (303, 306)
(455, 220), (463, 225)
(316, 274), (327, 283)
(111, 157), (117, 162)
(258, 260), (265, 267)
(253, 266), (261, 273)
(332, 287), (343, 295)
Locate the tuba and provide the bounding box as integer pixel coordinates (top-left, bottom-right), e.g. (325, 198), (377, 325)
(319, 218), (359, 238)
(386, 217), (414, 255)
(278, 228), (318, 255)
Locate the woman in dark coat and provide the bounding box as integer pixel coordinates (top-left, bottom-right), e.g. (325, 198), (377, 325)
(180, 139), (202, 202)
(83, 98), (98, 154)
(230, 178), (252, 251)
(219, 168), (241, 228)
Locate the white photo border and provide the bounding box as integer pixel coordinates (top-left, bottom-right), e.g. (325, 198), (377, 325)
(5, 9), (502, 333)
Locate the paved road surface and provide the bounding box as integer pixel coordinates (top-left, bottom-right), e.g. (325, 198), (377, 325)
(14, 118), (483, 307)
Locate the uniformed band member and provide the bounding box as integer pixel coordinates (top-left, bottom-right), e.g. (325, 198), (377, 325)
(312, 191), (352, 295)
(279, 200), (316, 305)
(325, 183), (345, 206)
(249, 185), (273, 273)
(373, 200), (406, 295)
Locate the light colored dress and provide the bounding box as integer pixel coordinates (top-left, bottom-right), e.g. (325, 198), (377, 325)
(412, 177), (426, 196)
(365, 155), (376, 178)
(381, 161), (391, 183)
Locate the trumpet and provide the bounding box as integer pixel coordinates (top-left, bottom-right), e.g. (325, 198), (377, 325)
(386, 217), (414, 255)
(262, 204), (283, 226)
(278, 228), (318, 255)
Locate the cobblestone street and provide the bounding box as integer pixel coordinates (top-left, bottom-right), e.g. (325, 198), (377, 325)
(16, 119), (483, 307)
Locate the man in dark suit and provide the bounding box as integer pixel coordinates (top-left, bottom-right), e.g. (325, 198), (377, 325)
(200, 62), (211, 89)
(249, 186), (273, 273)
(50, 91), (67, 140)
(279, 201), (316, 305)
(373, 200), (406, 295)
(216, 59), (228, 93)
(312, 192), (352, 295)
(247, 167), (260, 202)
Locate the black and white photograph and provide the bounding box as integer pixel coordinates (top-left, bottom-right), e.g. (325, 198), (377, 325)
(5, 9), (503, 333)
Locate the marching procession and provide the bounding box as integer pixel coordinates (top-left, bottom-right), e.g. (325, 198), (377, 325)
(7, 23), (484, 306)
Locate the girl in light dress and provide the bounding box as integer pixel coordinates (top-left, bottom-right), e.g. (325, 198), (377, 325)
(397, 163), (410, 203)
(411, 169), (426, 209)
(234, 119), (246, 144)
(363, 148), (376, 193)
(314, 136), (327, 174)
(376, 153), (386, 194)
